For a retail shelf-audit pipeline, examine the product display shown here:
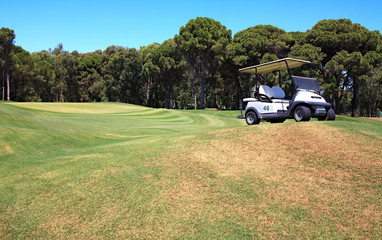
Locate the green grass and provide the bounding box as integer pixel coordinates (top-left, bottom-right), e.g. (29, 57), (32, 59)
(0, 102), (381, 239)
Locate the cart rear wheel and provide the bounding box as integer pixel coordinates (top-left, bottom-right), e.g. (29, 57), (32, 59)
(294, 106), (311, 122)
(327, 108), (335, 121)
(318, 108), (335, 121)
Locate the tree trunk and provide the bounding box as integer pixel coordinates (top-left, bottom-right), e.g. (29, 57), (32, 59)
(373, 90), (380, 117)
(6, 72), (10, 101)
(351, 77), (359, 117)
(193, 88), (197, 109)
(367, 87), (372, 117)
(168, 79), (174, 109)
(146, 77), (152, 103)
(2, 69), (4, 101)
(6, 50), (10, 101)
(60, 89), (64, 102)
(200, 75), (205, 109)
(165, 75), (173, 109)
(234, 74), (242, 110)
(333, 90), (341, 114)
(336, 75), (348, 114)
(332, 75), (340, 113)
(166, 80), (170, 109)
(212, 77), (217, 108)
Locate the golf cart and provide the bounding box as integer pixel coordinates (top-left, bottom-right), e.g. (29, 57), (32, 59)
(237, 58), (335, 125)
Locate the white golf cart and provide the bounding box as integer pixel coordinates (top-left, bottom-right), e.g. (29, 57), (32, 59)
(237, 58), (335, 125)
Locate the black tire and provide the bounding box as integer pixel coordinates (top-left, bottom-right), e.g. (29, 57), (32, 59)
(269, 119), (286, 124)
(245, 111), (259, 125)
(317, 108), (335, 121)
(294, 106), (311, 122)
(327, 108), (335, 121)
(317, 115), (326, 121)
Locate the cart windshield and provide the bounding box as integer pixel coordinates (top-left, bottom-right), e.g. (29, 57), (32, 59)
(291, 75), (320, 92)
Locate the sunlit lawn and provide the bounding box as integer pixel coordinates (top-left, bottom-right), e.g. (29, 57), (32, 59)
(0, 102), (381, 239)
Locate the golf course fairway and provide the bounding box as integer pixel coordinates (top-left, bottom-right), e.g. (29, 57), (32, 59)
(0, 102), (381, 239)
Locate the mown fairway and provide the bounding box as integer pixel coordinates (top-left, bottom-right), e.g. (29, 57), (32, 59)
(0, 102), (381, 239)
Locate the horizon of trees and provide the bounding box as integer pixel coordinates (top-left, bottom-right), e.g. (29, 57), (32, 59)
(1, 18), (382, 116)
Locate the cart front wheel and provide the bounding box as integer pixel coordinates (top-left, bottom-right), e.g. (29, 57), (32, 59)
(245, 111), (259, 125)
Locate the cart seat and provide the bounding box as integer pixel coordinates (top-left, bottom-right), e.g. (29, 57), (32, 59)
(271, 86), (285, 99)
(258, 85), (272, 98)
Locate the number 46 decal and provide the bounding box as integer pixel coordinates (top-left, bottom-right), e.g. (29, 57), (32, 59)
(263, 106), (270, 111)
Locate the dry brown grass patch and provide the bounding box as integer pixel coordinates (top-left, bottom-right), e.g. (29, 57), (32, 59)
(41, 214), (86, 236)
(0, 142), (14, 155)
(153, 122), (381, 237)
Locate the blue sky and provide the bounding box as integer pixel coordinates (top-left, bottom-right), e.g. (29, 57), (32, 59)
(1, 0), (381, 53)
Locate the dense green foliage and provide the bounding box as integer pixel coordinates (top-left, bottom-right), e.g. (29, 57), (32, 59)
(1, 18), (382, 115)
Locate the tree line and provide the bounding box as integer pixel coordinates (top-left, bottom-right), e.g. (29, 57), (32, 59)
(1, 18), (382, 116)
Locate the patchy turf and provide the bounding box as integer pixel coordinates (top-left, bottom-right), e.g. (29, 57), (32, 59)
(158, 122), (381, 238)
(0, 102), (381, 239)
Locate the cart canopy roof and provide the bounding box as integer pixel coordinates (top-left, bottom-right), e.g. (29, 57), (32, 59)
(239, 58), (311, 75)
